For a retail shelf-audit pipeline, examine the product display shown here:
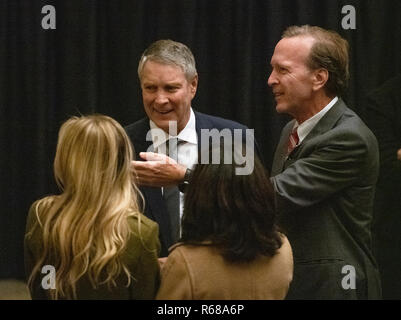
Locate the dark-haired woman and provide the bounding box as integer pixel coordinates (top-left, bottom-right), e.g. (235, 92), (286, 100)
(156, 150), (293, 299)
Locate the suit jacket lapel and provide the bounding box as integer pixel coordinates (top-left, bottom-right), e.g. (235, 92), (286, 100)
(300, 98), (347, 145)
(194, 111), (212, 156)
(271, 120), (296, 176)
(133, 118), (173, 252)
(131, 118), (154, 158)
(272, 99), (347, 175)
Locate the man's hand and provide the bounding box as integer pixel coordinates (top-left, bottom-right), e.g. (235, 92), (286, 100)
(131, 152), (187, 187)
(397, 148), (401, 161)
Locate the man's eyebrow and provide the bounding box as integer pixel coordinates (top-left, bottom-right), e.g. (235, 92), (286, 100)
(273, 61), (291, 68)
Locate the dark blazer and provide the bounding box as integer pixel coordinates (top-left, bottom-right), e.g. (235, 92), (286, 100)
(365, 74), (401, 299)
(125, 111), (253, 257)
(271, 99), (382, 299)
(24, 201), (161, 300)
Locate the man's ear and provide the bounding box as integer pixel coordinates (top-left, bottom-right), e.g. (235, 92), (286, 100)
(190, 74), (198, 97)
(312, 68), (329, 91)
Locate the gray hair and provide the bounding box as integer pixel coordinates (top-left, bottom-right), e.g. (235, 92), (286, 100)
(137, 39), (197, 81)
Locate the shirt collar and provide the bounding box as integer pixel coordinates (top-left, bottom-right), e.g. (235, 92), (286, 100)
(294, 96), (338, 143)
(149, 108), (197, 150)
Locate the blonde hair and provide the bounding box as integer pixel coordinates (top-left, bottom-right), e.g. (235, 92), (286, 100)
(26, 114), (143, 299)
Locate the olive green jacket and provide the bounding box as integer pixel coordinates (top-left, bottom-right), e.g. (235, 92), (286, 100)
(24, 200), (160, 300)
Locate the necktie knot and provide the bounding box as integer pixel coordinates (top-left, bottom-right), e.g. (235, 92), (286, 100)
(287, 127), (299, 155)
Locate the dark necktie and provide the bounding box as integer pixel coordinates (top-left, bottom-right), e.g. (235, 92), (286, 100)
(287, 127), (299, 155)
(162, 137), (183, 243)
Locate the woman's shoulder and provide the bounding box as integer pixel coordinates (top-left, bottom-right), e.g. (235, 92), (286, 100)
(127, 213), (160, 249)
(278, 234), (292, 256)
(26, 197), (55, 226)
(30, 197), (57, 211)
(167, 242), (218, 263)
(272, 234), (294, 279)
(128, 213), (158, 234)
(124, 213), (160, 262)
(25, 197), (56, 254)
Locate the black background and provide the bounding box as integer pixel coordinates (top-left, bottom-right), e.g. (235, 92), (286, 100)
(1, 0), (400, 279)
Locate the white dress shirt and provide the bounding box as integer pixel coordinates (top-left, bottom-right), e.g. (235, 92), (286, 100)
(149, 108), (198, 227)
(293, 96), (339, 144)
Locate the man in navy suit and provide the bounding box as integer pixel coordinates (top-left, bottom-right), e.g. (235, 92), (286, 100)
(125, 40), (253, 257)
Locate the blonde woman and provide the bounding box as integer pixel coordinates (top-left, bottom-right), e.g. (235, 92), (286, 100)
(24, 115), (160, 299)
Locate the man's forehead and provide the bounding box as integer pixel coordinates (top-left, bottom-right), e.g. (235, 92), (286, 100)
(143, 60), (184, 74)
(280, 35), (315, 48)
(271, 36), (314, 64)
(141, 61), (186, 82)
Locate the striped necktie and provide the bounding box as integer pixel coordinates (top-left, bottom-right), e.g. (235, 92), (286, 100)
(287, 127), (299, 155)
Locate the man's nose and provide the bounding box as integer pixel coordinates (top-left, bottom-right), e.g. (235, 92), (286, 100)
(267, 70), (277, 87)
(155, 91), (169, 104)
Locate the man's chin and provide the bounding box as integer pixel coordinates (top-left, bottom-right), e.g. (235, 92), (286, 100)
(275, 103), (287, 114)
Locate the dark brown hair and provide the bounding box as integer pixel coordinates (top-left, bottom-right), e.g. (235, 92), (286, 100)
(181, 145), (283, 262)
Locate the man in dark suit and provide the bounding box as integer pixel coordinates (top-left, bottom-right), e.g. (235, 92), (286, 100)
(125, 40), (253, 257)
(365, 74), (401, 299)
(268, 25), (381, 299)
